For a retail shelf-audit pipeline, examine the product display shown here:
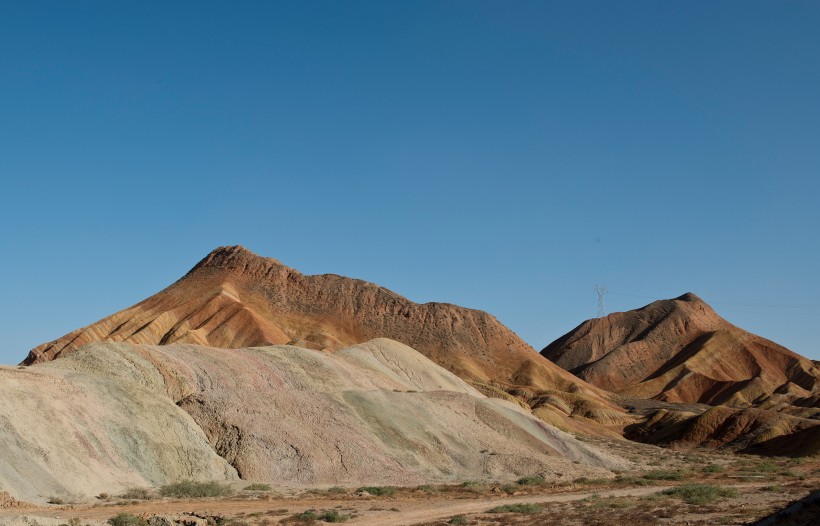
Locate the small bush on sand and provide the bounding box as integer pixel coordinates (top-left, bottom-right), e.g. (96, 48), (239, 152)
(661, 484), (738, 505)
(159, 480), (233, 498)
(317, 510), (349, 522)
(244, 483), (272, 491)
(356, 486), (396, 496)
(517, 476), (546, 486)
(108, 514), (148, 526)
(448, 516), (468, 525)
(488, 503), (543, 514)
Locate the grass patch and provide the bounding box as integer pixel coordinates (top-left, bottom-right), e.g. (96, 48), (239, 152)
(356, 486), (397, 496)
(704, 464), (725, 473)
(517, 476), (546, 486)
(762, 484), (786, 493)
(107, 514), (149, 526)
(448, 516), (468, 525)
(660, 484), (738, 505)
(488, 503), (543, 514)
(642, 470), (685, 480)
(159, 480), (234, 498)
(244, 483), (272, 491)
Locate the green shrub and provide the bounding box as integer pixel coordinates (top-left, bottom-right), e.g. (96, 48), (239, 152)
(488, 503), (543, 514)
(290, 509), (318, 522)
(660, 484), (738, 505)
(317, 510), (349, 522)
(356, 486), (396, 496)
(108, 514), (149, 526)
(448, 516), (468, 525)
(159, 480), (234, 498)
(704, 464), (724, 473)
(516, 476), (546, 486)
(244, 483), (272, 491)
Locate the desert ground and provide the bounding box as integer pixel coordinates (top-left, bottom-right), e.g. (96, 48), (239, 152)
(3, 442), (817, 526)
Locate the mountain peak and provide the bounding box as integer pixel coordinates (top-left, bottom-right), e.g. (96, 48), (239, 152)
(186, 245), (289, 277)
(675, 292), (703, 303)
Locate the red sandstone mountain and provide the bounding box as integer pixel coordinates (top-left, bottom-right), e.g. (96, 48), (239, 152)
(26, 246), (606, 403)
(541, 293), (820, 408)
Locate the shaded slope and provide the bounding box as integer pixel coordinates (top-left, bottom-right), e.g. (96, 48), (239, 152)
(25, 245), (610, 401)
(625, 405), (820, 456)
(541, 293), (820, 407)
(2, 339), (628, 503)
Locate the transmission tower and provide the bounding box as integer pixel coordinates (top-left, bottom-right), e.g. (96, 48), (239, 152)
(595, 285), (608, 318)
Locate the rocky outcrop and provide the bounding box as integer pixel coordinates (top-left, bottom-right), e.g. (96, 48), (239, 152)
(541, 293), (820, 407)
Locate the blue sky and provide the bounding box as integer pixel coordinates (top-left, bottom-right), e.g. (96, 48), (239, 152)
(1, 1), (819, 364)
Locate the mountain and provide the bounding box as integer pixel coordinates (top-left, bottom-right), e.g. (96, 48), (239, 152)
(25, 245), (614, 408)
(4, 339), (627, 503)
(541, 293), (820, 408)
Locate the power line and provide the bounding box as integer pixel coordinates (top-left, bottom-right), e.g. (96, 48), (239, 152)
(595, 284), (607, 318)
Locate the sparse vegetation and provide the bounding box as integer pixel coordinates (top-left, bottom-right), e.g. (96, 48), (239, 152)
(488, 503), (543, 514)
(704, 464), (724, 473)
(244, 483), (273, 491)
(660, 484), (738, 505)
(326, 486), (346, 494)
(120, 487), (153, 500)
(159, 479), (234, 498)
(107, 513), (149, 526)
(573, 477), (608, 485)
(517, 476), (546, 486)
(356, 486), (396, 496)
(448, 516), (468, 525)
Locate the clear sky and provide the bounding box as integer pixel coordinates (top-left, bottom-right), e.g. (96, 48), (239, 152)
(2, 1), (819, 365)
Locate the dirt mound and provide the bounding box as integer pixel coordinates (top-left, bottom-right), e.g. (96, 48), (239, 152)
(541, 293), (820, 407)
(24, 245), (618, 420)
(1, 339), (628, 504)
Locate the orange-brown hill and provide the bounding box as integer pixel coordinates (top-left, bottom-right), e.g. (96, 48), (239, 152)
(541, 293), (820, 407)
(25, 246), (605, 405)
